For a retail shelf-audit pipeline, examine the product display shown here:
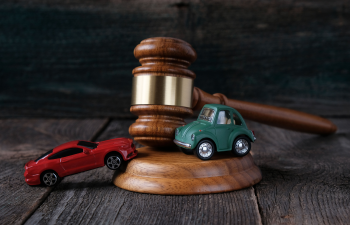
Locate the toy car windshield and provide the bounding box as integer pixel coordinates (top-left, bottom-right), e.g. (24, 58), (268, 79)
(198, 107), (215, 122)
(35, 149), (53, 162)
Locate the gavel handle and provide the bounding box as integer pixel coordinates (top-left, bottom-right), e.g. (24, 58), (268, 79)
(192, 87), (337, 135)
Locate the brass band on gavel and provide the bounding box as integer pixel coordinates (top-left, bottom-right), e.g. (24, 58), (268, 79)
(131, 75), (193, 108)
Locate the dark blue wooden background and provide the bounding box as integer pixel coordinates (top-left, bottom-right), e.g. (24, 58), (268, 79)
(0, 0), (349, 117)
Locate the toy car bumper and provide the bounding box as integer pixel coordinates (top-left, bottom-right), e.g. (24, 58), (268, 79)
(24, 171), (41, 185)
(126, 149), (138, 160)
(173, 139), (192, 149)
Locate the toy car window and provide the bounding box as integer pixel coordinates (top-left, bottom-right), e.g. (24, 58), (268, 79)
(199, 108), (215, 122)
(217, 110), (232, 124)
(77, 141), (98, 149)
(233, 113), (242, 125)
(35, 149), (53, 162)
(48, 148), (83, 160)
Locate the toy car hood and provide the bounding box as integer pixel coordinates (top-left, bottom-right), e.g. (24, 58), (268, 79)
(25, 160), (36, 169)
(178, 121), (212, 137)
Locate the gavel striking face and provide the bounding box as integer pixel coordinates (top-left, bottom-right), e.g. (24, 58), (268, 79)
(129, 37), (337, 147)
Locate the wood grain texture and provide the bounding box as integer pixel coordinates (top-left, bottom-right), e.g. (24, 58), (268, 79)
(0, 119), (107, 225)
(249, 118), (350, 224)
(113, 146), (261, 195)
(133, 37), (197, 77)
(26, 119), (262, 225)
(0, 0), (349, 117)
(129, 105), (193, 147)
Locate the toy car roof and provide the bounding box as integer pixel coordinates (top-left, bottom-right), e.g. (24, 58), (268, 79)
(202, 104), (241, 114)
(52, 140), (80, 153)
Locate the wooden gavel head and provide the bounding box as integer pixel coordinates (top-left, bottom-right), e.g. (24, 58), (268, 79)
(129, 37), (197, 147)
(129, 37), (337, 147)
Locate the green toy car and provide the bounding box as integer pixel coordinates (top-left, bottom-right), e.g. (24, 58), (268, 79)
(174, 104), (256, 160)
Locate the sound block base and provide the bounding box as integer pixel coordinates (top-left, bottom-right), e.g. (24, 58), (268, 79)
(113, 146), (262, 195)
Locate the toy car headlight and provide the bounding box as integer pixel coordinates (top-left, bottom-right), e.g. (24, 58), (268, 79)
(191, 134), (195, 141)
(175, 129), (179, 136)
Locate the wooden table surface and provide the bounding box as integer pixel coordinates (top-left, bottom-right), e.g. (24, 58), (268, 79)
(1, 116), (350, 225)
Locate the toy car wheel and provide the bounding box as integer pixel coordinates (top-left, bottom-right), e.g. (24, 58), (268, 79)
(105, 154), (123, 170)
(232, 136), (251, 157)
(179, 147), (193, 155)
(41, 171), (59, 187)
(195, 140), (215, 160)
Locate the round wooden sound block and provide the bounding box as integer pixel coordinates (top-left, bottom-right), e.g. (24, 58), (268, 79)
(113, 146), (262, 195)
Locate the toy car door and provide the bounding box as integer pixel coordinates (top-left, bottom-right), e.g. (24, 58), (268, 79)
(215, 110), (233, 150)
(60, 148), (96, 175)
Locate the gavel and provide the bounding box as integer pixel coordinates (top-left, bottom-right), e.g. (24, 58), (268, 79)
(129, 37), (337, 147)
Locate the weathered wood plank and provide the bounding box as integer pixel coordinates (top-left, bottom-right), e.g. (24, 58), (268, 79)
(0, 0), (349, 117)
(25, 119), (262, 225)
(0, 119), (107, 225)
(249, 118), (350, 224)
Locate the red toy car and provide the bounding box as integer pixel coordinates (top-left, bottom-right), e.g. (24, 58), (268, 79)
(24, 138), (137, 186)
